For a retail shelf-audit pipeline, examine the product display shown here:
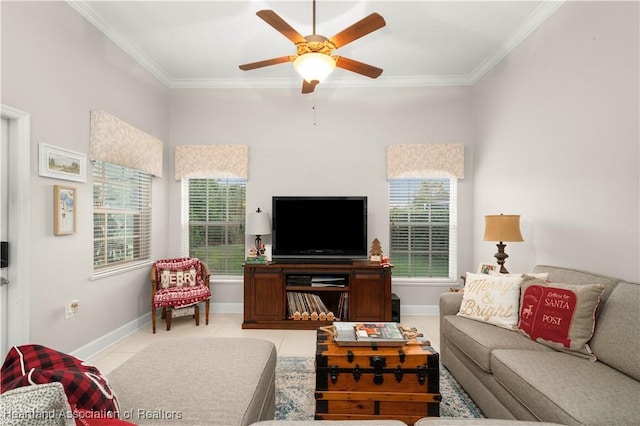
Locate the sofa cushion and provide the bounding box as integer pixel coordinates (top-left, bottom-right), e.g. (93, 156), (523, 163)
(531, 265), (619, 306)
(589, 281), (640, 381)
(491, 349), (640, 425)
(518, 277), (604, 360)
(443, 315), (551, 373)
(457, 273), (523, 329)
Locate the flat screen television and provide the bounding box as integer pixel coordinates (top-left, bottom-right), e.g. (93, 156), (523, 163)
(271, 196), (368, 262)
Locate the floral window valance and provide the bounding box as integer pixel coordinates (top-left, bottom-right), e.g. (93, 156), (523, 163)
(90, 110), (163, 177)
(174, 145), (249, 179)
(386, 143), (464, 179)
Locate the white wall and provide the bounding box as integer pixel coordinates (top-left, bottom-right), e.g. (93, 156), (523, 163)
(168, 86), (475, 310)
(3, 0), (637, 355)
(1, 2), (170, 353)
(472, 1), (639, 281)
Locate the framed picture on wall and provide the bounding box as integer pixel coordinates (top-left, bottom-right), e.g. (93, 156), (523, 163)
(39, 143), (87, 183)
(54, 185), (76, 235)
(477, 262), (498, 275)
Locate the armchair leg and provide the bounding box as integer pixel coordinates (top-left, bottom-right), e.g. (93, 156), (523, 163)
(205, 299), (210, 325)
(194, 305), (200, 326)
(166, 309), (172, 331)
(152, 307), (157, 334)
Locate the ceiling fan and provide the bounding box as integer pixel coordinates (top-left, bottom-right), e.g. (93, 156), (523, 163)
(239, 0), (386, 94)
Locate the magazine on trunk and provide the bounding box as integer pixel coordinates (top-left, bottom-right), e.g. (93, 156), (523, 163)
(332, 322), (408, 346)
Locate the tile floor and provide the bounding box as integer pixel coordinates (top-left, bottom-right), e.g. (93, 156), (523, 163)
(87, 313), (440, 376)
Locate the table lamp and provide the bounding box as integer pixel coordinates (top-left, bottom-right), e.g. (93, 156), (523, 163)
(247, 207), (271, 252)
(483, 214), (524, 274)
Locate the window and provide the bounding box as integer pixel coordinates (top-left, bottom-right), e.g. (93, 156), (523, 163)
(93, 161), (151, 272)
(182, 178), (246, 275)
(389, 178), (457, 279)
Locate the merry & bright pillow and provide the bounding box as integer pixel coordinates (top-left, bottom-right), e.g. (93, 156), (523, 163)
(457, 272), (524, 329)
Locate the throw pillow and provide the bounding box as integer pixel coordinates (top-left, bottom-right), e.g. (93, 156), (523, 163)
(1, 345), (119, 417)
(457, 272), (524, 329)
(518, 276), (605, 360)
(159, 268), (197, 288)
(0, 382), (75, 426)
(154, 258), (203, 288)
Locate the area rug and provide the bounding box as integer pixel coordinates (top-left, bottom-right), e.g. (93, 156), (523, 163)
(275, 356), (484, 420)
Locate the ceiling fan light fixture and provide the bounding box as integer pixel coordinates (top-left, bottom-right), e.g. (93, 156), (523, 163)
(293, 52), (336, 85)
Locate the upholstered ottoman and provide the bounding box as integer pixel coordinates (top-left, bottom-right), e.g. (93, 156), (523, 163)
(108, 337), (277, 425)
(414, 419), (564, 425)
(252, 422), (408, 425)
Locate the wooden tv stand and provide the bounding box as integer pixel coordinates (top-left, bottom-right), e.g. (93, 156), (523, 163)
(242, 261), (392, 330)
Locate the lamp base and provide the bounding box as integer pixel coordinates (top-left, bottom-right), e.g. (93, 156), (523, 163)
(494, 242), (510, 274)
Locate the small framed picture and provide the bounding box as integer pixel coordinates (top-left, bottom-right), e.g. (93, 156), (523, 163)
(477, 262), (498, 275)
(39, 143), (87, 183)
(54, 185), (76, 235)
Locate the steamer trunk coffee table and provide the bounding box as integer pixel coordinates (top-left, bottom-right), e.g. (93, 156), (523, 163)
(314, 326), (441, 425)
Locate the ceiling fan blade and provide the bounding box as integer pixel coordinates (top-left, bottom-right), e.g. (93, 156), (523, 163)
(328, 13), (386, 49)
(239, 56), (293, 71)
(256, 10), (307, 44)
(335, 56), (383, 79)
(301, 79), (317, 94)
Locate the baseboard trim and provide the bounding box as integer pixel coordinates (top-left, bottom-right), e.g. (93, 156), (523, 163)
(212, 302), (243, 313)
(72, 313), (151, 361)
(401, 304), (440, 316)
(72, 302), (435, 360)
(72, 303), (244, 360)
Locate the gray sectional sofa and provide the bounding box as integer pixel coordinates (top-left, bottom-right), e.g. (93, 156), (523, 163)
(439, 265), (640, 425)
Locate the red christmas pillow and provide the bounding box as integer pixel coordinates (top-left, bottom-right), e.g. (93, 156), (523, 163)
(1, 344), (119, 417)
(518, 277), (604, 360)
(154, 257), (204, 288)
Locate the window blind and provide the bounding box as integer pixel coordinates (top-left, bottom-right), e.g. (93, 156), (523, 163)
(93, 161), (151, 272)
(389, 178), (457, 279)
(181, 178), (247, 275)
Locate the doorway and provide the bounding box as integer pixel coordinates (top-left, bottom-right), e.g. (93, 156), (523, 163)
(0, 105), (31, 359)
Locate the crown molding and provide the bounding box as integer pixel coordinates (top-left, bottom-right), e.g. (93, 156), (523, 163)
(168, 74), (474, 90)
(66, 0), (173, 86)
(67, 0), (563, 90)
(469, 0), (565, 84)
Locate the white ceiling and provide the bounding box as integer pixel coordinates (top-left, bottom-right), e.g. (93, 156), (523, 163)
(68, 1), (564, 90)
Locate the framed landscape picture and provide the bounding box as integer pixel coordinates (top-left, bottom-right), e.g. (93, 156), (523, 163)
(39, 143), (87, 182)
(54, 185), (76, 235)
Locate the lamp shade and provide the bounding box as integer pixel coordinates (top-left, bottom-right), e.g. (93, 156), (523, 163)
(293, 53), (336, 84)
(247, 209), (271, 236)
(483, 214), (524, 242)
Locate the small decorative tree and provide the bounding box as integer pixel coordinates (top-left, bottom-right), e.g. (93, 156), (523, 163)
(370, 238), (383, 262)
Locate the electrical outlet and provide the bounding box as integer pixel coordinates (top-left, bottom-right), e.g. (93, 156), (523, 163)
(65, 299), (79, 320)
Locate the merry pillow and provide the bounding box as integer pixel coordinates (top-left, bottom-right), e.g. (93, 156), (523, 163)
(154, 258), (203, 288)
(518, 276), (605, 360)
(457, 272), (524, 329)
(159, 268), (197, 288)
